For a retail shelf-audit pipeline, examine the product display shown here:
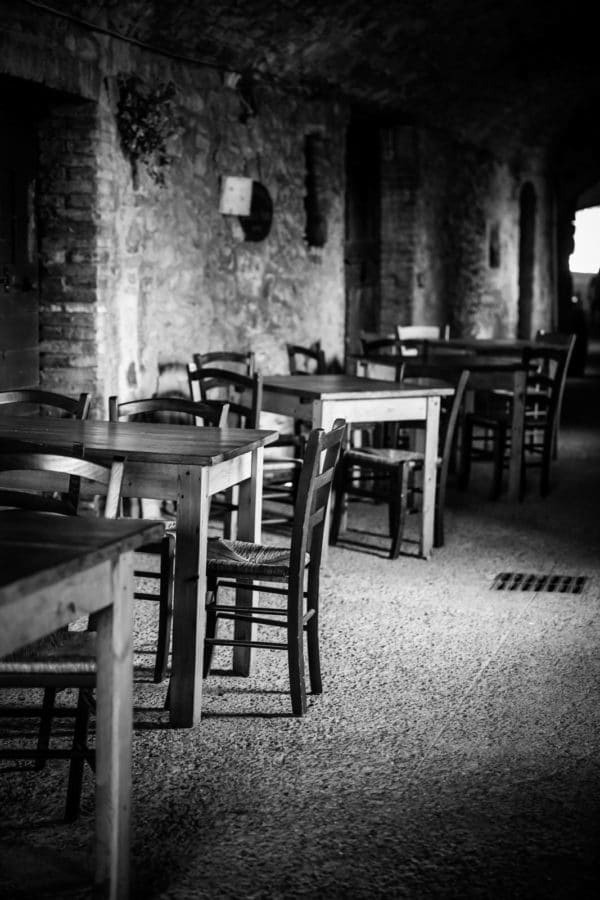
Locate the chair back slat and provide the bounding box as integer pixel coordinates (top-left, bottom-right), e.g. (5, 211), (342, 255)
(0, 390), (90, 419)
(0, 452), (124, 518)
(192, 351), (255, 376)
(286, 343), (327, 375)
(109, 395), (229, 427)
(187, 367), (262, 429)
(289, 419), (346, 575)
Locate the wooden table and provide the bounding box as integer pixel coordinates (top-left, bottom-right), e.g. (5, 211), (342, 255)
(354, 353), (528, 500)
(263, 374), (454, 558)
(0, 418), (278, 726)
(0, 512), (164, 899)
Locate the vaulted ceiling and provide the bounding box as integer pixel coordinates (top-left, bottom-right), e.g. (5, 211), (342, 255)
(22, 1), (600, 166)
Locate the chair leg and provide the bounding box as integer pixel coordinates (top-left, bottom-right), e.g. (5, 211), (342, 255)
(203, 583), (219, 678)
(388, 463), (409, 560)
(287, 583), (307, 716)
(64, 689), (92, 823)
(491, 424), (506, 500)
(154, 535), (175, 684)
(329, 460), (347, 546)
(540, 435), (553, 497)
(306, 570), (322, 696)
(35, 686), (57, 770)
(458, 418), (473, 490)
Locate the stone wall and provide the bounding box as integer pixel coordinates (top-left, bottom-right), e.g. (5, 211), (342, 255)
(0, 1), (347, 413)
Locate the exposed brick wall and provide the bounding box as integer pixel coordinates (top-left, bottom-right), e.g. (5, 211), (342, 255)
(37, 99), (99, 400)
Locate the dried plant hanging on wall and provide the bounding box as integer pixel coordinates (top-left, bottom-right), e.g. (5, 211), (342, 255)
(116, 75), (178, 188)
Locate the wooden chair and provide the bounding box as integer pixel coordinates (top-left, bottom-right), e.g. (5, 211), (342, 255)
(0, 388), (90, 419)
(459, 345), (569, 499)
(191, 363), (304, 531)
(192, 350), (255, 378)
(395, 325), (449, 358)
(286, 342), (326, 375)
(109, 395), (229, 683)
(0, 452), (125, 822)
(330, 369), (470, 556)
(534, 330), (576, 458)
(203, 419), (346, 715)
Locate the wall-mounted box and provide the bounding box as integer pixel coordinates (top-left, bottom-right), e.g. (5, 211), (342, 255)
(219, 176), (253, 216)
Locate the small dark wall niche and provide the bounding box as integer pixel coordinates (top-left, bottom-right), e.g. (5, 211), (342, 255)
(304, 132), (328, 248)
(239, 181), (273, 242)
(489, 222), (501, 268)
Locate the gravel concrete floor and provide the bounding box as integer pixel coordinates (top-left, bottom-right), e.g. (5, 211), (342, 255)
(1, 364), (599, 900)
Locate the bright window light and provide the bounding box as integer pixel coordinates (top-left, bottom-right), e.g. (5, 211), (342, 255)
(570, 206), (600, 274)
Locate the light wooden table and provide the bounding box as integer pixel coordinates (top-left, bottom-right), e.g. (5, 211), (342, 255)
(355, 353), (528, 500)
(0, 418), (278, 726)
(263, 373), (454, 558)
(0, 511), (164, 900)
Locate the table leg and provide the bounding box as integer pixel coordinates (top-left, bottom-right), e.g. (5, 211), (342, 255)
(94, 551), (134, 900)
(170, 466), (210, 727)
(420, 396), (440, 558)
(232, 447), (264, 676)
(507, 368), (526, 500)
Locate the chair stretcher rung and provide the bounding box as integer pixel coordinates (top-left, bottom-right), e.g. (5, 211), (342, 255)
(215, 611), (287, 628)
(213, 604), (288, 615)
(205, 638), (288, 650)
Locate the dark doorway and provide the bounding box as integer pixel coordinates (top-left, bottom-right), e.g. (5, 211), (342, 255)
(518, 182), (536, 339)
(344, 117), (381, 358)
(0, 82), (39, 390)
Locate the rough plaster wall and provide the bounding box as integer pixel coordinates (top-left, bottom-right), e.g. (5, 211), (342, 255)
(97, 65), (347, 405)
(413, 131), (448, 329)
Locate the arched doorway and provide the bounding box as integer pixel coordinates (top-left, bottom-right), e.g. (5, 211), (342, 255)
(518, 182), (536, 339)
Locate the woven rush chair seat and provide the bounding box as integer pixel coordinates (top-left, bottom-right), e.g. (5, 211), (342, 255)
(0, 632), (96, 679)
(207, 537), (309, 578)
(203, 419), (346, 716)
(343, 446), (423, 468)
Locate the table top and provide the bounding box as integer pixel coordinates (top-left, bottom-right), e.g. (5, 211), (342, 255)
(0, 417), (278, 465)
(357, 353), (526, 373)
(264, 373), (454, 399)
(0, 511), (164, 656)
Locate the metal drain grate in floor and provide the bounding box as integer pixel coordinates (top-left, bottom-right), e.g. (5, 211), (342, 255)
(491, 572), (588, 594)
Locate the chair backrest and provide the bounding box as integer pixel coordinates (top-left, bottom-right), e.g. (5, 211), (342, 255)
(522, 345), (569, 425)
(286, 343), (327, 375)
(186, 366), (263, 429)
(289, 418), (346, 578)
(360, 335), (403, 357)
(0, 389), (91, 420)
(192, 351), (255, 377)
(108, 395), (229, 428)
(534, 331), (576, 428)
(0, 452), (124, 519)
(396, 325), (448, 341)
(437, 369), (470, 485)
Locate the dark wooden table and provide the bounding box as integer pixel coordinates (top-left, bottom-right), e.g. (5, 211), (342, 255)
(0, 511), (164, 899)
(263, 373), (454, 558)
(0, 418), (278, 726)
